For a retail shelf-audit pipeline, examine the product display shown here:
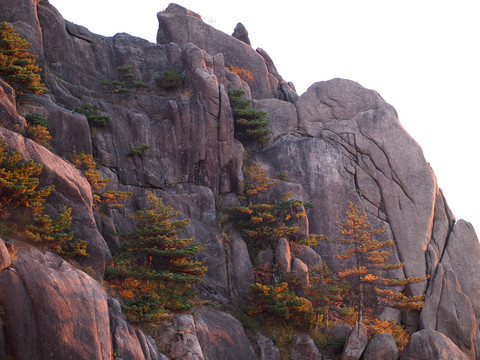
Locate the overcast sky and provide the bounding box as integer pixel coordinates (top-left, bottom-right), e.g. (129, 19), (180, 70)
(48, 0), (480, 233)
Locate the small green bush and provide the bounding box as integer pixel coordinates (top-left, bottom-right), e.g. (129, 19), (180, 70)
(156, 68), (185, 90)
(245, 282), (315, 331)
(74, 104), (109, 127)
(129, 144), (149, 155)
(25, 113), (49, 129)
(101, 65), (149, 93)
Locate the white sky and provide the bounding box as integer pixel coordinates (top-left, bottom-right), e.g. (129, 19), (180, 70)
(48, 0), (480, 233)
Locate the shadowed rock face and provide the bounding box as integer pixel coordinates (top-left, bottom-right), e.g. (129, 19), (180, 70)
(1, 1), (480, 359)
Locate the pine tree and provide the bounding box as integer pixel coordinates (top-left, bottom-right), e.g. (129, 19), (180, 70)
(0, 138), (53, 217)
(22, 205), (77, 256)
(305, 264), (349, 328)
(331, 202), (428, 323)
(0, 22), (45, 95)
(246, 282), (315, 330)
(227, 88), (270, 144)
(228, 163), (316, 259)
(243, 162), (276, 198)
(106, 193), (207, 322)
(0, 138), (82, 258)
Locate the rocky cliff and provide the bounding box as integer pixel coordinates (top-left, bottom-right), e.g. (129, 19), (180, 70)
(1, 1), (479, 360)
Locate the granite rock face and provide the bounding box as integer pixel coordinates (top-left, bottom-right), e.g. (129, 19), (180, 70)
(0, 241), (158, 360)
(1, 1), (480, 359)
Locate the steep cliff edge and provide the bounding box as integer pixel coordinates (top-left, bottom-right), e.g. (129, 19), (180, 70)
(1, 1), (479, 359)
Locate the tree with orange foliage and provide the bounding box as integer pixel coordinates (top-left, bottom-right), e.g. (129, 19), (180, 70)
(331, 202), (428, 323)
(243, 163), (276, 199)
(0, 22), (45, 95)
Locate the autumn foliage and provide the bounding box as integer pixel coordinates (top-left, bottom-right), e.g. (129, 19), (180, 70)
(0, 22), (45, 95)
(0, 137), (84, 258)
(228, 65), (254, 83)
(245, 282), (315, 331)
(331, 202), (428, 323)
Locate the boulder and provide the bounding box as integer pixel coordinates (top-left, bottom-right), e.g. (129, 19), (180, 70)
(232, 23), (251, 45)
(0, 240), (11, 272)
(291, 258), (309, 294)
(289, 333), (322, 360)
(399, 329), (468, 360)
(297, 79), (434, 295)
(0, 241), (113, 359)
(341, 322), (368, 360)
(362, 333), (398, 360)
(330, 323), (352, 344)
(194, 306), (257, 360)
(443, 220), (480, 359)
(256, 333), (280, 360)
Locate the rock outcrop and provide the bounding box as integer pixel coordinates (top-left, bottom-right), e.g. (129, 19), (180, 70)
(1, 1), (480, 359)
(0, 241), (160, 360)
(399, 329), (469, 360)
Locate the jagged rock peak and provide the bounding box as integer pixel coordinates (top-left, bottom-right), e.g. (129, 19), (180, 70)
(232, 22), (251, 45)
(156, 3), (298, 101)
(161, 3), (202, 19)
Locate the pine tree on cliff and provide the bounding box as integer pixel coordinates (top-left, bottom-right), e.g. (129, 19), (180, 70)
(0, 22), (44, 95)
(331, 202), (428, 323)
(227, 88), (270, 144)
(107, 192), (207, 322)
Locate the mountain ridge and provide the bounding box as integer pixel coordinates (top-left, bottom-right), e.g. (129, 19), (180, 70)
(1, 1), (479, 359)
